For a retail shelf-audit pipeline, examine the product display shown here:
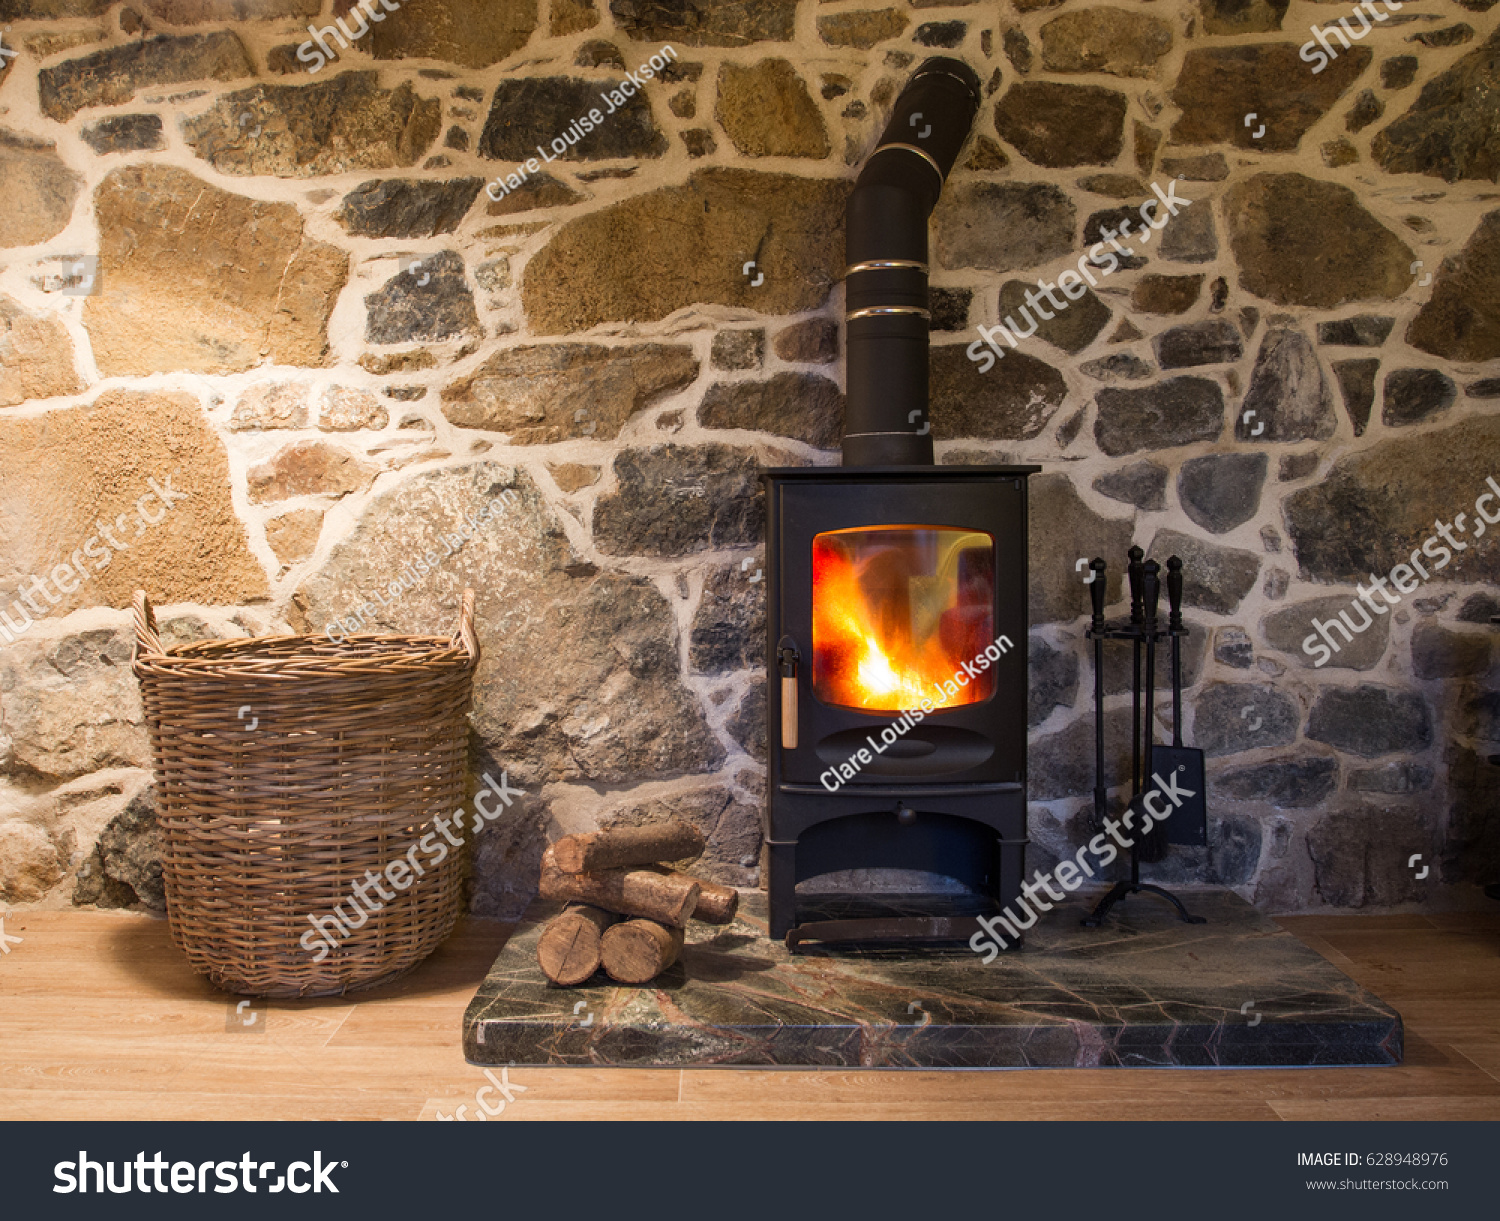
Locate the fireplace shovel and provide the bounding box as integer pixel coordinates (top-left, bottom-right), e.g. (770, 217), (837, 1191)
(1153, 555), (1206, 846)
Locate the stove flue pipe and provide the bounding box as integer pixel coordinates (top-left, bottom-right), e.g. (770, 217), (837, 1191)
(843, 57), (982, 467)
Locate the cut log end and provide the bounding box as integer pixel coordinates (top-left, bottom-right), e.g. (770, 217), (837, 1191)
(600, 918), (685, 985)
(536, 904), (616, 986)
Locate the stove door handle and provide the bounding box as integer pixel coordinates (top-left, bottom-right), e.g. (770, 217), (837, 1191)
(777, 639), (800, 750)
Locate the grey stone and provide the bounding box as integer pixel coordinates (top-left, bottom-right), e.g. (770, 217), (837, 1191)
(1199, 0), (1290, 34)
(1149, 528), (1260, 614)
(1082, 207), (1147, 270)
(1284, 417), (1500, 585)
(1406, 211), (1500, 362)
(594, 443), (767, 558)
(1154, 319), (1244, 369)
(1081, 353), (1155, 383)
(933, 182), (1076, 272)
(690, 562), (765, 673)
(993, 81), (1128, 168)
(607, 0), (797, 46)
(1094, 377), (1225, 456)
(292, 464), (721, 785)
(1236, 328), (1336, 442)
(710, 330), (764, 371)
(72, 785), (163, 910)
(1374, 25), (1494, 181)
(182, 73), (441, 179)
(1192, 682), (1299, 758)
(1307, 685), (1432, 758)
(1411, 621), (1490, 678)
(1261, 525), (1282, 553)
(1168, 44), (1370, 152)
(1346, 88), (1384, 134)
(365, 251), (480, 344)
(1102, 616), (1207, 695)
(441, 342), (698, 443)
(575, 39), (625, 67)
(1029, 636), (1079, 727)
(1279, 451), (1320, 481)
(79, 113), (165, 155)
(1263, 594), (1391, 671)
(926, 288), (970, 333)
(1215, 757), (1337, 809)
(1177, 452), (1267, 534)
(1458, 592), (1500, 623)
(1467, 378), (1500, 399)
(483, 172), (584, 216)
(1317, 315), (1395, 347)
(699, 373), (842, 450)
(1332, 359), (1379, 437)
(930, 345), (1068, 442)
(914, 20), (965, 47)
(773, 319), (838, 363)
(1222, 174), (1413, 308)
(1409, 23), (1476, 48)
(727, 679), (767, 761)
(1140, 814), (1263, 888)
(1003, 27), (1033, 75)
(1214, 626), (1253, 670)
(1093, 460), (1167, 511)
(1348, 762), (1434, 794)
(1381, 56), (1419, 89)
(1159, 205), (1218, 264)
(1030, 706), (1135, 800)
(478, 77), (667, 163)
(1029, 474), (1135, 625)
(996, 279), (1110, 355)
(1307, 807), (1431, 906)
(39, 31), (252, 122)
(1383, 368), (1456, 427)
(335, 178), (484, 238)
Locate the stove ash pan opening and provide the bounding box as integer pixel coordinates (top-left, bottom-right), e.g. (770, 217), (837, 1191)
(761, 466), (1039, 945)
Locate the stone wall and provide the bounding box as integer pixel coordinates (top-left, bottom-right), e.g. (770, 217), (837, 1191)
(1, 0), (1497, 918)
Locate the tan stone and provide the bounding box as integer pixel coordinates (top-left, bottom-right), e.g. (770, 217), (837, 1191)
(143, 0), (318, 19)
(85, 166), (349, 376)
(364, 0), (539, 69)
(817, 9), (909, 49)
(228, 382), (309, 431)
(0, 131), (84, 249)
(247, 440), (378, 503)
(0, 821), (64, 901)
(523, 169), (848, 333)
(0, 296), (84, 407)
(0, 391), (268, 614)
(716, 59), (829, 159)
(1040, 8), (1173, 78)
(318, 385), (389, 432)
(548, 463), (600, 492)
(265, 508), (324, 566)
(441, 343), (698, 444)
(359, 350), (437, 375)
(551, 0), (598, 35)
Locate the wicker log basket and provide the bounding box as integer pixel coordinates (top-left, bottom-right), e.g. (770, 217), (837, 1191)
(132, 589), (481, 998)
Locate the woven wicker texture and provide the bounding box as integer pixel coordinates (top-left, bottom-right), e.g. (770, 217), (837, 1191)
(132, 589), (480, 998)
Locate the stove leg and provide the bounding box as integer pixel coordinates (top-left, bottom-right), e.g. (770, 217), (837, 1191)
(768, 841), (797, 940)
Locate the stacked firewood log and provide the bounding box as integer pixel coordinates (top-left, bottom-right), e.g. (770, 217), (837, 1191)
(535, 819), (739, 986)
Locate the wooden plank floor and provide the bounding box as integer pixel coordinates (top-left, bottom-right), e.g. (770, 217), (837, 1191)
(0, 908), (1497, 1121)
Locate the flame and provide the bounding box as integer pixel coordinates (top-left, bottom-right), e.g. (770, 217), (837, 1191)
(812, 527), (995, 712)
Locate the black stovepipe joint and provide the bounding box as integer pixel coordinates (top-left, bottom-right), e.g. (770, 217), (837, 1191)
(843, 56), (982, 468)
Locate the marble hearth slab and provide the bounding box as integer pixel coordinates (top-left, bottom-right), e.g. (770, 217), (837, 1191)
(463, 889), (1401, 1069)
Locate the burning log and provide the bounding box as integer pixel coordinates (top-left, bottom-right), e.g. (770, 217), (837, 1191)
(536, 904), (616, 986)
(600, 919), (685, 984)
(539, 846), (700, 927)
(552, 819), (706, 874)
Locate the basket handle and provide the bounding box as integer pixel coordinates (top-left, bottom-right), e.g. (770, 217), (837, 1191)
(133, 590), (163, 659)
(453, 588), (479, 661)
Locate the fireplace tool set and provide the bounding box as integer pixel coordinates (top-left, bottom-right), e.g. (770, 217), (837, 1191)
(1081, 546), (1208, 928)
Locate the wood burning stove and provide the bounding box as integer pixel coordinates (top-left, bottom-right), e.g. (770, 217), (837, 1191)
(761, 58), (1040, 946)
